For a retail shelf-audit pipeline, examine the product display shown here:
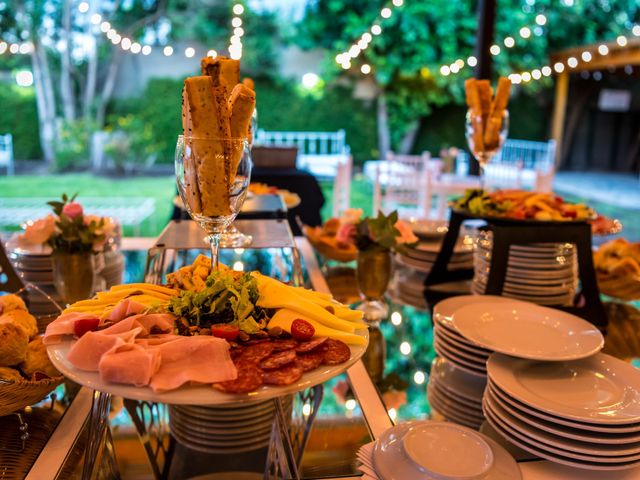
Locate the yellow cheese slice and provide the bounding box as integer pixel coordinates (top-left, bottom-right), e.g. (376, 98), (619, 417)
(110, 284), (178, 296)
(268, 309), (366, 346)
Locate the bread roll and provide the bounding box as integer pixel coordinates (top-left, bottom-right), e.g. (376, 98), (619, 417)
(0, 366), (23, 383)
(20, 336), (60, 379)
(0, 294), (27, 315)
(0, 309), (38, 339)
(0, 323), (28, 367)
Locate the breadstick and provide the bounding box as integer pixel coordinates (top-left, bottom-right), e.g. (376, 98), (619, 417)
(184, 76), (232, 216)
(491, 77), (511, 113)
(181, 87), (202, 213)
(464, 79), (480, 113)
(228, 83), (256, 180)
(484, 77), (511, 149)
(242, 77), (255, 90)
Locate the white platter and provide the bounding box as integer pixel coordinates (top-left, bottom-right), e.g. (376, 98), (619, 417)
(453, 302), (603, 361)
(488, 382), (640, 434)
(485, 389), (640, 445)
(487, 353), (640, 424)
(47, 331), (368, 405)
(484, 405), (640, 471)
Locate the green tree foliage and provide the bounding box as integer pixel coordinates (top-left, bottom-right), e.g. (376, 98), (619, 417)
(296, 0), (639, 149)
(0, 86), (42, 159)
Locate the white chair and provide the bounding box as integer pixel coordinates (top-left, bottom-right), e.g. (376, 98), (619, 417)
(372, 151), (434, 218)
(332, 155), (353, 218)
(0, 134), (15, 176)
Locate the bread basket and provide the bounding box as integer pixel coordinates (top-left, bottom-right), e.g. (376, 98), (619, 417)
(0, 376), (64, 417)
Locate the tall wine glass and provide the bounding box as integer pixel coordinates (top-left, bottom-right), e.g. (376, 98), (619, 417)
(175, 135), (252, 272)
(465, 109), (509, 188)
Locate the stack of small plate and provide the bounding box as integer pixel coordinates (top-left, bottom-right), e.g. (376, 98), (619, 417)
(427, 357), (487, 429)
(484, 353), (640, 471)
(472, 230), (578, 306)
(362, 420), (521, 480)
(169, 397), (292, 454)
(395, 235), (474, 275)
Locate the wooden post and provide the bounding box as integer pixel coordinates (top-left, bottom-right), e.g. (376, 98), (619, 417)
(551, 71), (569, 168)
(470, 0), (496, 175)
(474, 0), (496, 80)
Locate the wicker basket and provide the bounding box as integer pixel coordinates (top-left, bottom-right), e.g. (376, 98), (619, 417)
(0, 376), (64, 417)
(303, 226), (357, 263)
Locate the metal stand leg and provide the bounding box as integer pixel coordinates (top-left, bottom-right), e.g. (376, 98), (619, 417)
(82, 391), (120, 480)
(123, 399), (174, 480)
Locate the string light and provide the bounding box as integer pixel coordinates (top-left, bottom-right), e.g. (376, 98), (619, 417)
(504, 36), (515, 48)
(142, 45), (151, 55)
(207, 49), (217, 58)
(414, 371), (426, 384)
(371, 25), (382, 35)
(185, 47), (195, 58)
(633, 25), (640, 36)
(228, 2), (245, 59)
(490, 44), (501, 55)
(361, 63), (371, 74)
(391, 311), (402, 325)
(163, 46), (173, 56)
(554, 62), (565, 73)
(616, 35), (628, 47)
(567, 56), (578, 68)
(467, 55), (478, 67)
(91, 14), (102, 25)
(598, 44), (609, 55)
(400, 341), (411, 355)
(130, 42), (141, 54)
(581, 51), (592, 62)
(78, 2), (89, 13)
(535, 14), (547, 26)
(519, 26), (531, 39)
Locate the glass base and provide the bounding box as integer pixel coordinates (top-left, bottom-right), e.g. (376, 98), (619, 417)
(219, 225), (253, 248)
(356, 299), (389, 323)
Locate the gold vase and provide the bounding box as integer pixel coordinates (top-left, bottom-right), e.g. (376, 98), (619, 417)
(51, 252), (95, 305)
(356, 248), (391, 321)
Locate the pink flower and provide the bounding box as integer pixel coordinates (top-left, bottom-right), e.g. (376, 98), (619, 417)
(335, 223), (356, 247)
(62, 202), (83, 219)
(20, 215), (57, 245)
(382, 389), (407, 410)
(394, 220), (418, 245)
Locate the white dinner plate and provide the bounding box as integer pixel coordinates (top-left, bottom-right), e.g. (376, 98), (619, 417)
(407, 219), (449, 239)
(373, 421), (520, 480)
(435, 327), (492, 359)
(484, 394), (640, 456)
(484, 405), (640, 471)
(452, 302), (603, 361)
(488, 381), (640, 434)
(434, 341), (487, 376)
(485, 387), (640, 445)
(487, 353), (640, 424)
(427, 386), (484, 421)
(430, 357), (487, 401)
(433, 295), (516, 329)
(47, 331), (368, 405)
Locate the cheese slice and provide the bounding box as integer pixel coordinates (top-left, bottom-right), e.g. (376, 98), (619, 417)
(268, 309), (366, 346)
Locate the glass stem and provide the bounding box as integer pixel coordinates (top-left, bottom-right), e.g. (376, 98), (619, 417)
(209, 233), (221, 273)
(479, 164), (485, 190)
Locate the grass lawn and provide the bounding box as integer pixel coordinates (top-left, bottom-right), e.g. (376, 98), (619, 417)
(0, 174), (176, 237)
(1, 173), (638, 242)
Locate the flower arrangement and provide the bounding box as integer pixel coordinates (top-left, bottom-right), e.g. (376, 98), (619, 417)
(336, 210), (418, 253)
(19, 194), (116, 254)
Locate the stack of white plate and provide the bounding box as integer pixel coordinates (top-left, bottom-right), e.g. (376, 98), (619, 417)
(472, 230), (578, 306)
(395, 236), (474, 275)
(427, 357), (486, 429)
(169, 397), (292, 454)
(361, 420), (521, 480)
(484, 353), (640, 471)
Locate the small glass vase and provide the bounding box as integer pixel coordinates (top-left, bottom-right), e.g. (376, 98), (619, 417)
(51, 251), (95, 305)
(356, 248), (391, 322)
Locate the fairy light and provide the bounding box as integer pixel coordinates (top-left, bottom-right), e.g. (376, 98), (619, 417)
(380, 7), (392, 18)
(633, 25), (640, 36)
(345, 399), (357, 410)
(371, 25), (382, 35)
(163, 46), (173, 56)
(440, 65), (451, 76)
(100, 22), (111, 33)
(554, 62), (565, 73)
(78, 2), (89, 13)
(400, 341), (411, 355)
(0, 42), (7, 54)
(490, 44), (501, 55)
(361, 63), (371, 74)
(519, 26), (531, 38)
(91, 14), (102, 25)
(504, 36), (515, 48)
(9, 43), (19, 54)
(541, 66), (552, 76)
(598, 44), (609, 55)
(535, 14), (547, 25)
(467, 55), (477, 67)
(111, 34), (121, 45)
(141, 45), (151, 55)
(616, 35), (627, 47)
(302, 403), (311, 416)
(581, 51), (592, 62)
(185, 47), (195, 58)
(414, 371), (426, 385)
(121, 37), (131, 50)
(233, 261), (244, 272)
(450, 63), (460, 73)
(531, 68), (542, 80)
(207, 49), (217, 58)
(567, 56), (578, 68)
(391, 311), (402, 325)
(233, 3), (244, 15)
(521, 71), (532, 82)
(130, 42), (141, 54)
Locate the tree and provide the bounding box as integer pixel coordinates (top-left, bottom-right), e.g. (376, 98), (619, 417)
(295, 0), (639, 157)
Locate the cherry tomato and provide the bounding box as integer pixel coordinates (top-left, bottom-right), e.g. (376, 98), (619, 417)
(73, 317), (100, 338)
(211, 324), (240, 341)
(291, 319), (315, 341)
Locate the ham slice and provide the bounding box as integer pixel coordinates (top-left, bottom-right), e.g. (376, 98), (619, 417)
(134, 313), (175, 334)
(44, 312), (101, 345)
(106, 299), (147, 322)
(99, 343), (161, 387)
(149, 336), (237, 393)
(67, 327), (142, 371)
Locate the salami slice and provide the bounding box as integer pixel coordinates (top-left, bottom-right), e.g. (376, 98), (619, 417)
(260, 350), (296, 370)
(295, 336), (328, 353)
(295, 351), (324, 372)
(240, 343), (275, 363)
(271, 338), (298, 352)
(214, 362), (264, 393)
(322, 338), (351, 365)
(263, 364), (303, 386)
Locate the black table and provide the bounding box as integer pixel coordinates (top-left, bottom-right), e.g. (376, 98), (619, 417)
(251, 168), (325, 235)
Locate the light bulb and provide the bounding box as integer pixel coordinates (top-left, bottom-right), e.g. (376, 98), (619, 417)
(360, 64), (371, 74)
(531, 69), (542, 80)
(519, 27), (531, 39)
(232, 17), (242, 28)
(598, 44), (609, 55)
(567, 57), (578, 68)
(521, 71), (532, 82)
(130, 42), (141, 54)
(450, 63), (460, 73)
(440, 65), (450, 76)
(400, 341), (411, 355)
(381, 7), (392, 18)
(185, 47), (195, 58)
(467, 56), (478, 67)
(207, 49), (217, 58)
(371, 25), (382, 35)
(233, 4), (244, 15)
(535, 14), (547, 25)
(142, 45), (151, 55)
(504, 36), (515, 48)
(581, 51), (592, 62)
(121, 38), (131, 50)
(414, 371), (425, 384)
(616, 36), (627, 47)
(541, 66), (552, 76)
(554, 62), (565, 73)
(490, 44), (501, 55)
(163, 46), (173, 56)
(78, 2), (89, 13)
(91, 14), (102, 25)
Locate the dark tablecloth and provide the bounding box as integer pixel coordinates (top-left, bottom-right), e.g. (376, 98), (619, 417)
(251, 168), (325, 235)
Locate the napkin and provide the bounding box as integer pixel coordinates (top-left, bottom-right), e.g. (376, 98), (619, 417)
(357, 441), (381, 480)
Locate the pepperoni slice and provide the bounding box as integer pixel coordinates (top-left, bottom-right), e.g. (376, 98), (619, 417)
(295, 336), (328, 353)
(263, 364), (303, 386)
(271, 339), (298, 352)
(240, 343), (275, 364)
(322, 338), (351, 365)
(260, 350), (296, 370)
(291, 319), (315, 341)
(295, 351), (324, 372)
(214, 362), (264, 393)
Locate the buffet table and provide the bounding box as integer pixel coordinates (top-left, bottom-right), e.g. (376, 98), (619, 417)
(3, 219), (640, 479)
